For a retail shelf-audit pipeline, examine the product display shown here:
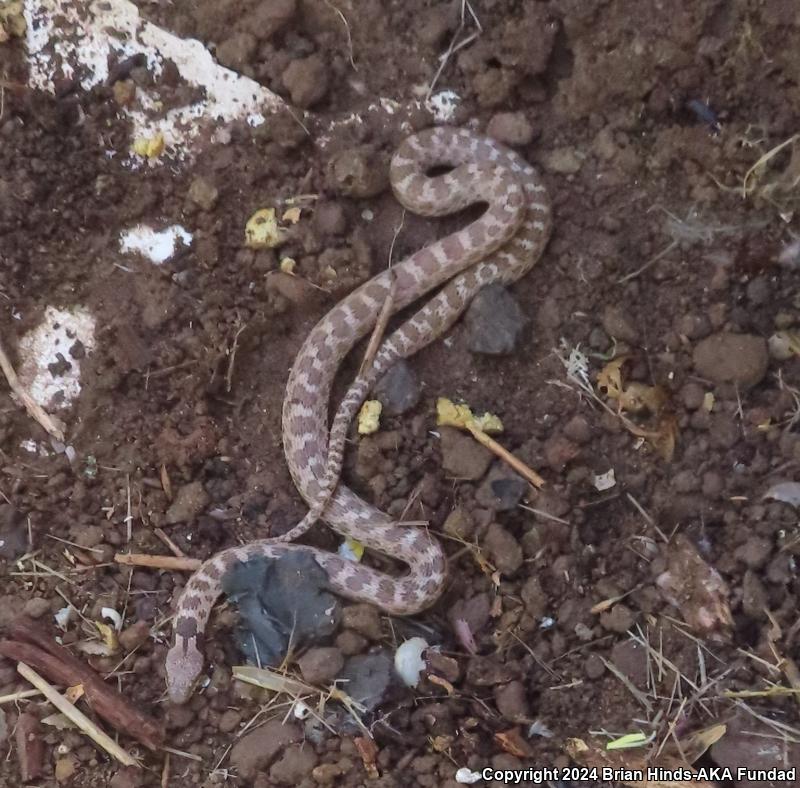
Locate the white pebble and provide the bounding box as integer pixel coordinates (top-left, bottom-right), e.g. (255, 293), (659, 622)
(394, 636), (428, 687)
(455, 767), (482, 784)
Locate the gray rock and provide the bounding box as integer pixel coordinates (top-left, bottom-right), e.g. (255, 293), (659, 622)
(464, 284), (526, 355)
(374, 360), (421, 416)
(339, 652), (393, 711)
(692, 332), (768, 389)
(475, 463), (527, 511)
(222, 552), (341, 667)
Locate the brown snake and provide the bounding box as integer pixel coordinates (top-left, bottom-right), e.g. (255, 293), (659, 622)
(166, 126), (551, 703)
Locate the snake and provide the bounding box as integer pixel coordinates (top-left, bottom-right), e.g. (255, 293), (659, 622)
(165, 125), (552, 703)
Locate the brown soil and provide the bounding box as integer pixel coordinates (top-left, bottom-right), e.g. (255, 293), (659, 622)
(1, 1), (799, 787)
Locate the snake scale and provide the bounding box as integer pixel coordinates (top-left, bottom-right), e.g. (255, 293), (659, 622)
(166, 126), (552, 703)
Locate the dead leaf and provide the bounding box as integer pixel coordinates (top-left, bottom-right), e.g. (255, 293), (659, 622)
(430, 735), (453, 752)
(597, 357), (628, 398)
(95, 622), (120, 653)
(649, 413), (678, 462)
(597, 357), (677, 460)
(427, 674), (455, 695)
(676, 723), (726, 764)
(619, 382), (668, 415)
(495, 728), (533, 758)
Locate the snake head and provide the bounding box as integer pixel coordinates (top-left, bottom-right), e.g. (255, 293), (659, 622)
(165, 635), (204, 705)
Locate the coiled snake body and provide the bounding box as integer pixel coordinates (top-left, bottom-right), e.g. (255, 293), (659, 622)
(166, 126), (551, 703)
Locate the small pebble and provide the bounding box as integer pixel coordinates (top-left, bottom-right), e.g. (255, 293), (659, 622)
(692, 332), (768, 389)
(487, 112), (535, 147)
(188, 176), (219, 211)
(269, 745), (318, 785)
(229, 720), (302, 780)
(541, 147), (583, 175)
(464, 284), (526, 355)
(543, 434), (579, 472)
(680, 381), (705, 410)
(339, 653), (392, 711)
(312, 201), (347, 236)
(475, 463), (527, 511)
(741, 570), (768, 619)
(282, 54), (329, 108)
(297, 647), (344, 685)
(493, 680), (531, 722)
(562, 415), (591, 444)
(610, 640), (647, 686)
(119, 621), (150, 652)
(215, 32), (258, 71)
(341, 603), (382, 640)
(442, 507), (475, 540)
(482, 523), (523, 575)
(23, 597), (50, 619)
(735, 536), (772, 570)
(165, 481), (209, 525)
(600, 603), (635, 633)
(335, 630), (368, 655)
(327, 148), (388, 198)
(601, 304), (638, 344)
(439, 427), (493, 480)
(584, 653), (605, 680)
(374, 360), (421, 416)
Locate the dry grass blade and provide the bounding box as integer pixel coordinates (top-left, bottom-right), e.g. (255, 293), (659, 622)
(0, 688), (42, 705)
(17, 662), (138, 767)
(232, 665), (314, 696)
(742, 134), (799, 197)
(600, 657), (653, 712)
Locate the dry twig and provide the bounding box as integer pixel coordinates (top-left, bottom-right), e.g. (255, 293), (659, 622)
(0, 618), (163, 750)
(0, 337), (66, 440)
(115, 552), (201, 571)
(18, 662), (138, 766)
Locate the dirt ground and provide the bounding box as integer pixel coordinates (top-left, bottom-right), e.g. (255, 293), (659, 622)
(1, 0), (800, 786)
